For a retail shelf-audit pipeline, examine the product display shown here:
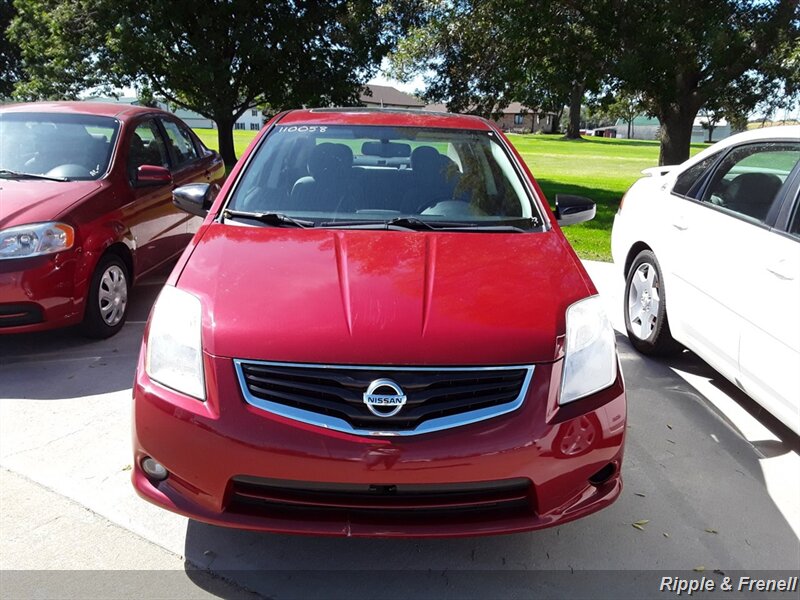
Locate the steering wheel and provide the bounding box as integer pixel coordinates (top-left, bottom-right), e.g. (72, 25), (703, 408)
(416, 198), (450, 213)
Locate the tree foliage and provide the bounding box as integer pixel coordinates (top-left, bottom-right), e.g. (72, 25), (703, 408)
(392, 0), (799, 164)
(611, 0), (798, 163)
(0, 0), (23, 98)
(389, 0), (613, 138)
(10, 0), (418, 165)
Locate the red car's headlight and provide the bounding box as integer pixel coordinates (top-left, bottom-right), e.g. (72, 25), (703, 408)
(0, 222), (75, 260)
(560, 296), (618, 405)
(145, 285), (206, 401)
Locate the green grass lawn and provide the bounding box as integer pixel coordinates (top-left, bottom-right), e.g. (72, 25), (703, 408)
(193, 127), (708, 261)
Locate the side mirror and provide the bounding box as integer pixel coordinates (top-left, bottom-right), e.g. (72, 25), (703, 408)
(135, 165), (172, 187)
(555, 194), (596, 226)
(173, 183), (218, 217)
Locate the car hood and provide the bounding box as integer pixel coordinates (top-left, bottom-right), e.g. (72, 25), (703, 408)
(0, 179), (103, 228)
(177, 224), (593, 365)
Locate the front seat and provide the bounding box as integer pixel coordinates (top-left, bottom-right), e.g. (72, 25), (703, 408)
(724, 172), (783, 222)
(291, 143), (357, 212)
(402, 146), (460, 212)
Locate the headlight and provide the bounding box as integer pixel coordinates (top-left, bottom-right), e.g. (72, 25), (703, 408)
(560, 295), (618, 405)
(145, 285), (206, 400)
(0, 222), (75, 260)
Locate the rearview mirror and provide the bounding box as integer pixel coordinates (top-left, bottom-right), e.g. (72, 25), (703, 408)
(555, 195), (596, 226)
(135, 165), (172, 187)
(173, 183), (218, 217)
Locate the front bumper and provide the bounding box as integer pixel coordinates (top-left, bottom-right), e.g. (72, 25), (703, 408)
(132, 352), (626, 537)
(0, 252), (84, 333)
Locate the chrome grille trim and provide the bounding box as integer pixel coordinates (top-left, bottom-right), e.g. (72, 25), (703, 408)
(234, 359), (535, 437)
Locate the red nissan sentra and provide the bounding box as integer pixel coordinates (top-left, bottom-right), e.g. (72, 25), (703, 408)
(132, 108), (626, 537)
(0, 102), (224, 337)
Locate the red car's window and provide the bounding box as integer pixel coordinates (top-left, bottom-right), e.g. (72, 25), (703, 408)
(227, 125), (543, 230)
(0, 112), (119, 181)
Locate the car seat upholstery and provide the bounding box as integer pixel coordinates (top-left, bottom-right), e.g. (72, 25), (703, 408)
(291, 143), (360, 212)
(128, 133), (148, 181)
(724, 172), (783, 222)
(402, 146), (461, 212)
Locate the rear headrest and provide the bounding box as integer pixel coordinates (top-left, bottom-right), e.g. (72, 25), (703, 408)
(410, 146), (440, 173)
(411, 146), (457, 180)
(308, 143), (353, 179)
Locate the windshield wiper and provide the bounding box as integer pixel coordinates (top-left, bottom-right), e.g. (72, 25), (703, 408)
(223, 209), (315, 228)
(0, 169), (69, 182)
(319, 216), (530, 232)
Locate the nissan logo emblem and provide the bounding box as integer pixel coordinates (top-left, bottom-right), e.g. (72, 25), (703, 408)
(363, 379), (407, 418)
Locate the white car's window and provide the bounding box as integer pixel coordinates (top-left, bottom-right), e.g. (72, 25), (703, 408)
(672, 151), (723, 198)
(226, 125), (543, 230)
(789, 196), (800, 240)
(701, 142), (800, 224)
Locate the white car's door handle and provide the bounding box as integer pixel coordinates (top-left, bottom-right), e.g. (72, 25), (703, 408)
(672, 217), (688, 231)
(766, 260), (796, 281)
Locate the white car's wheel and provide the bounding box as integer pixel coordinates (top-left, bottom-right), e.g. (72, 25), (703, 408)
(624, 250), (681, 356)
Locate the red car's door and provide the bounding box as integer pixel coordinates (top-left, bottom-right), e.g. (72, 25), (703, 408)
(123, 118), (177, 276)
(158, 117), (224, 249)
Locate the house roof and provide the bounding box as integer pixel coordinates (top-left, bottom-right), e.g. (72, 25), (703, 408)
(425, 101), (543, 115)
(360, 84), (425, 108)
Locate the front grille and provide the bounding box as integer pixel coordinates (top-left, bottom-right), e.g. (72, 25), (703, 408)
(236, 361), (533, 434)
(0, 304), (43, 327)
(227, 476), (533, 521)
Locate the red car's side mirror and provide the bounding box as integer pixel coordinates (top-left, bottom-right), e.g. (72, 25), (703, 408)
(135, 165), (173, 187)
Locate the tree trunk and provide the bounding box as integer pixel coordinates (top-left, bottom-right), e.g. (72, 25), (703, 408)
(658, 109), (696, 165)
(706, 125), (715, 143)
(627, 119), (632, 139)
(565, 81), (584, 139)
(215, 115), (237, 168)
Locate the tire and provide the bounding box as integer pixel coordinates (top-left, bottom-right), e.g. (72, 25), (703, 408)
(623, 250), (682, 356)
(81, 253), (130, 339)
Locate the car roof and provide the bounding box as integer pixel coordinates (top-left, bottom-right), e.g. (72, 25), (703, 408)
(277, 107), (494, 131)
(0, 101), (170, 121)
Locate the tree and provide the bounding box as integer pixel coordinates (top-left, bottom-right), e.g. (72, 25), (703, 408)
(136, 85), (160, 109)
(389, 0), (614, 139)
(611, 0), (799, 165)
(11, 0), (416, 166)
(0, 0), (23, 98)
(604, 93), (642, 139)
(698, 102), (724, 143)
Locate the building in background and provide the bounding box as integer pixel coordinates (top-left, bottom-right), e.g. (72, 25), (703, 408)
(234, 107), (265, 131)
(614, 115), (731, 143)
(425, 101), (555, 134)
(359, 84), (425, 109)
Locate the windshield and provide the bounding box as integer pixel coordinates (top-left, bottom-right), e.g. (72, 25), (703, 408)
(226, 124), (544, 230)
(0, 112), (120, 181)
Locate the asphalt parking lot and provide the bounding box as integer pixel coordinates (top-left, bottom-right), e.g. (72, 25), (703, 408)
(1, 261), (798, 599)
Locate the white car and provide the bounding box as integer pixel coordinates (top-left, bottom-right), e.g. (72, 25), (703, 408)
(612, 126), (800, 435)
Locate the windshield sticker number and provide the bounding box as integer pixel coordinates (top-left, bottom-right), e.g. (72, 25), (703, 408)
(277, 126), (327, 133)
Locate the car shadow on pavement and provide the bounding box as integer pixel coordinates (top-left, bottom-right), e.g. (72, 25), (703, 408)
(180, 333), (799, 599)
(659, 347), (800, 457)
(0, 277), (164, 400)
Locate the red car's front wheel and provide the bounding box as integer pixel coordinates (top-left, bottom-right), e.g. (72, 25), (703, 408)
(82, 253), (129, 338)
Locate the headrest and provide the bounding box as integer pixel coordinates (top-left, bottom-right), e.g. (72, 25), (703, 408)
(308, 143), (353, 179)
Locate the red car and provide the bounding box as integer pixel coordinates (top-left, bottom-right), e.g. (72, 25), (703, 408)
(0, 102), (224, 337)
(133, 108), (626, 537)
